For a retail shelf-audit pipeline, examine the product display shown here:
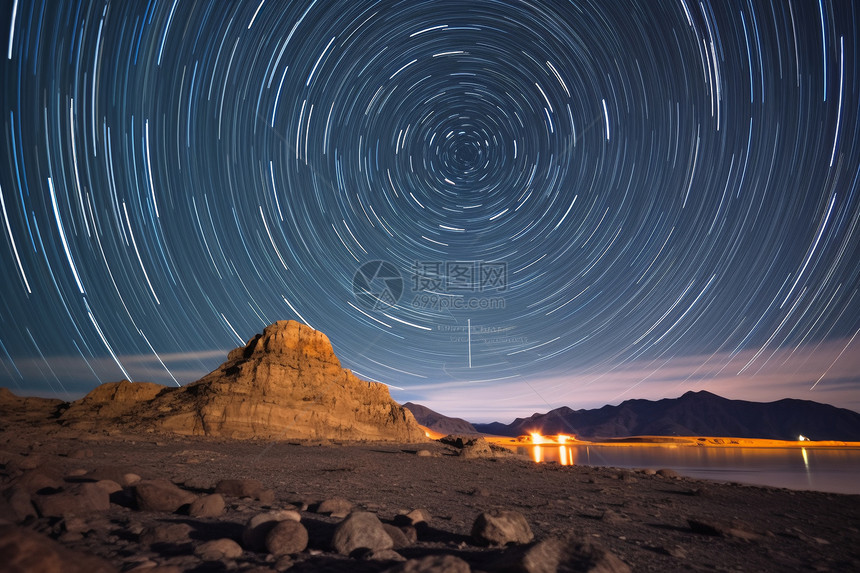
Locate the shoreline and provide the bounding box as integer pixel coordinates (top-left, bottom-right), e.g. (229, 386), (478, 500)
(2, 426), (860, 571)
(485, 434), (860, 449)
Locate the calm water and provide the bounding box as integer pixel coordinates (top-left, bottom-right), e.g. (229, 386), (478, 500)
(515, 445), (860, 494)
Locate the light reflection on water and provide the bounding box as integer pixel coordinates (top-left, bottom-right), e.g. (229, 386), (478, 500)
(514, 445), (860, 494)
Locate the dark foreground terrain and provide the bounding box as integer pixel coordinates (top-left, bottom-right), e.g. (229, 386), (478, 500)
(2, 421), (859, 572)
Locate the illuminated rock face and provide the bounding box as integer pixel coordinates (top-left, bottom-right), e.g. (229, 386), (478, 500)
(63, 321), (427, 442)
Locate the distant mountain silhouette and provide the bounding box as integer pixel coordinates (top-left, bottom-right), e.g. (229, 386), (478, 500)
(403, 402), (478, 435)
(471, 391), (860, 440)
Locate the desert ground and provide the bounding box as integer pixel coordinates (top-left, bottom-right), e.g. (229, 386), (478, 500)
(2, 411), (860, 573)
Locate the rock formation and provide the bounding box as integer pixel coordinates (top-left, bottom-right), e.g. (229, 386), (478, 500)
(0, 387), (64, 426)
(58, 381), (166, 430)
(61, 320), (427, 442)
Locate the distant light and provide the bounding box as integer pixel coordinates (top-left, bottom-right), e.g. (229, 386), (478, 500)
(798, 434), (809, 441)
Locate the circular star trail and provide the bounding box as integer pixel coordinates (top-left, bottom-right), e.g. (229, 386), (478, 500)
(1, 0), (859, 417)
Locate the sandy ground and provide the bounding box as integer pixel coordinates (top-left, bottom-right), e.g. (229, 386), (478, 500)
(2, 410), (860, 573)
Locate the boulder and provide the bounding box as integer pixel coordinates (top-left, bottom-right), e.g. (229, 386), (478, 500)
(139, 523), (192, 545)
(93, 480), (122, 495)
(62, 516), (94, 535)
(2, 486), (36, 522)
(405, 508), (431, 526)
(265, 519), (308, 556)
(687, 518), (762, 540)
(365, 549), (406, 562)
(0, 524), (117, 573)
(332, 512), (394, 555)
(134, 479), (196, 512)
(383, 524), (415, 549)
(242, 509), (301, 552)
(34, 483), (110, 518)
(441, 435), (511, 458)
(14, 454), (45, 471)
(385, 555), (472, 572)
(85, 466), (145, 486)
(503, 535), (631, 573)
(15, 469), (64, 494)
(188, 493), (225, 518)
(472, 510), (533, 546)
(215, 478), (265, 499)
(195, 538), (243, 560)
(67, 448), (93, 459)
(460, 439), (496, 458)
(316, 497), (353, 517)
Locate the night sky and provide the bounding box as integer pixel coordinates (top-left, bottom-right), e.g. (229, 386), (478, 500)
(2, 0), (859, 421)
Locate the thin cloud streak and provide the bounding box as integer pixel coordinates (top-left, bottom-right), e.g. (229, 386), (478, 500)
(405, 338), (860, 423)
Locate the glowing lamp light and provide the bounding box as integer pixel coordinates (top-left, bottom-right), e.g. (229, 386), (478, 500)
(530, 432), (546, 444)
(798, 434), (809, 441)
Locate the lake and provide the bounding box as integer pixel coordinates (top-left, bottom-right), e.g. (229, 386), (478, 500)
(515, 444), (860, 495)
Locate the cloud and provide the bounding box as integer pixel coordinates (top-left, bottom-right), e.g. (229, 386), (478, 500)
(0, 348), (230, 399)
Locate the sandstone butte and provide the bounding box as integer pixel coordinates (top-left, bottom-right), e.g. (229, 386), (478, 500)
(60, 320), (428, 442)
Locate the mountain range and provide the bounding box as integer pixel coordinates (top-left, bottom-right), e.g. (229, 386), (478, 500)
(409, 391), (860, 441)
(402, 402), (477, 435)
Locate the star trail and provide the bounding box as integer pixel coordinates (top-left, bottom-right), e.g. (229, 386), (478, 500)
(2, 0), (859, 419)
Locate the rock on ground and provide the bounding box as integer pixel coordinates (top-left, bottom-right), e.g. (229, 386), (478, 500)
(472, 510), (534, 546)
(16, 469), (64, 493)
(510, 535), (632, 573)
(195, 538), (243, 561)
(242, 509), (301, 552)
(331, 511), (394, 556)
(215, 478), (265, 499)
(405, 508), (431, 525)
(33, 483), (110, 518)
(2, 485), (37, 522)
(687, 517), (763, 540)
(188, 493), (225, 518)
(265, 519), (308, 556)
(383, 524), (415, 549)
(385, 554), (472, 572)
(0, 524), (117, 573)
(134, 479), (196, 512)
(365, 549), (406, 562)
(139, 523), (192, 546)
(316, 496), (353, 517)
